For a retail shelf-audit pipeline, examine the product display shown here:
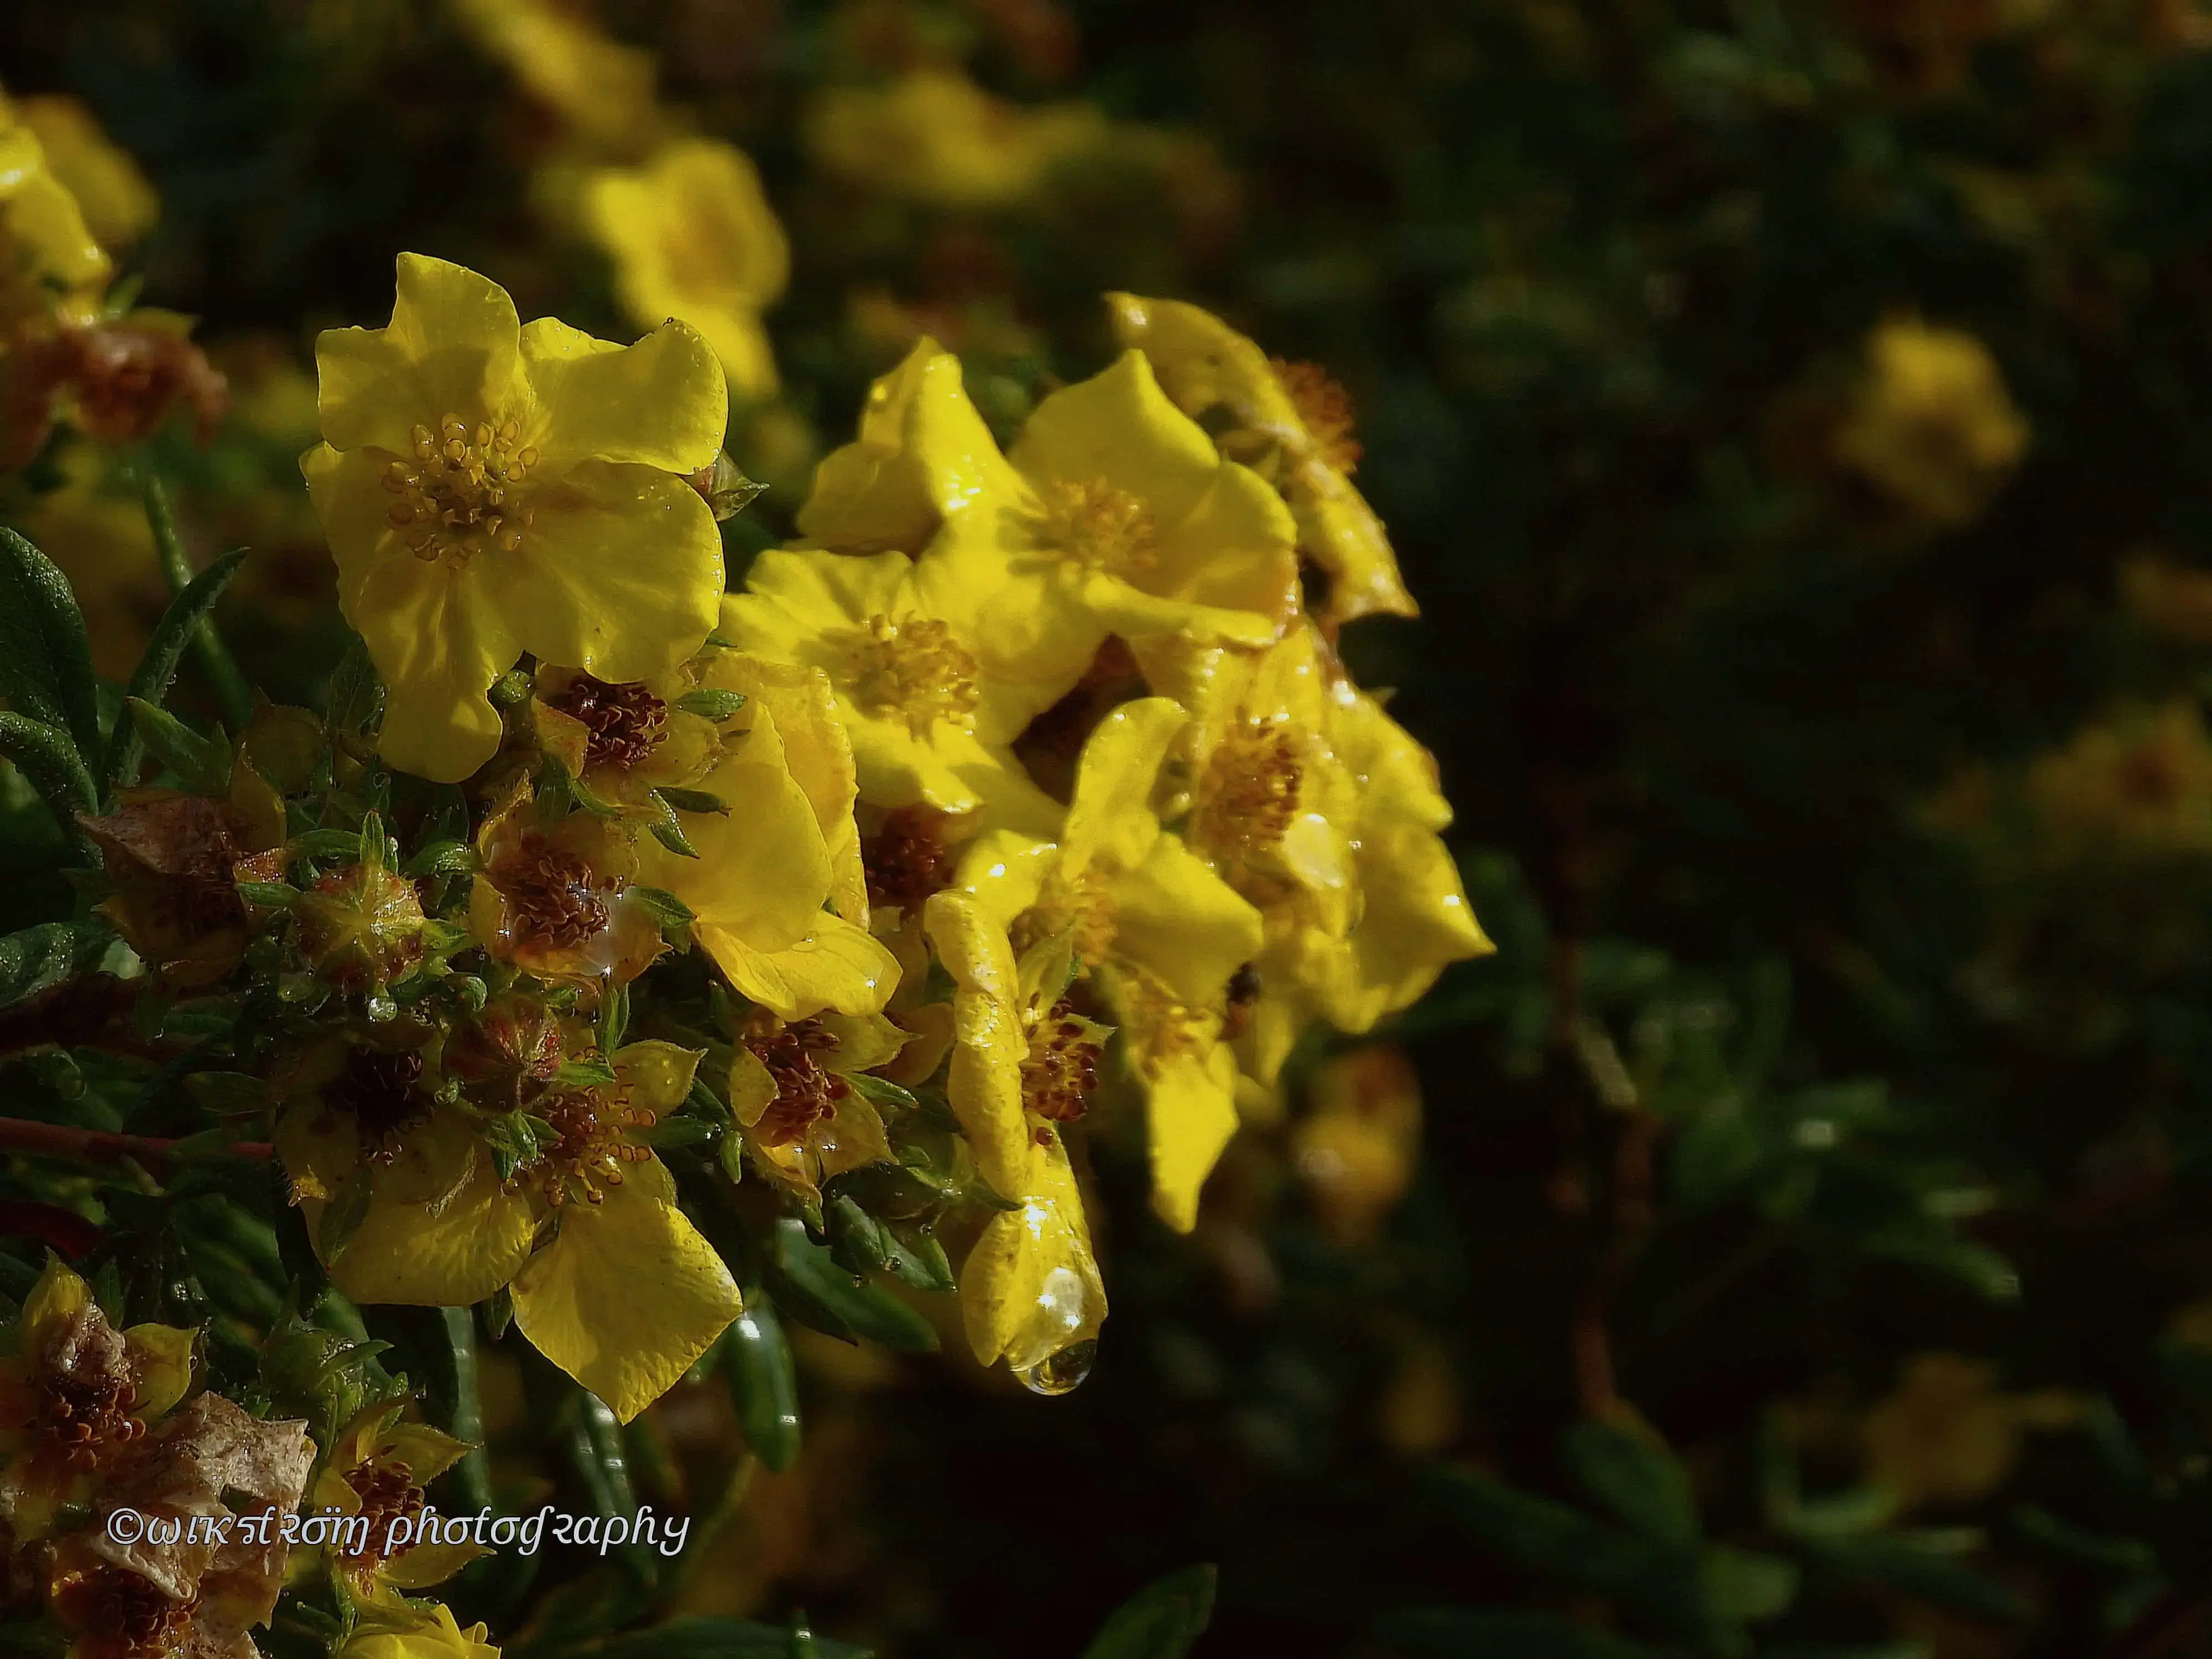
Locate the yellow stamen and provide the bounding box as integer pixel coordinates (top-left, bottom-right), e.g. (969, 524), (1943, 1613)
(1030, 477), (1158, 577)
(380, 410), (538, 565)
(846, 613), (981, 738)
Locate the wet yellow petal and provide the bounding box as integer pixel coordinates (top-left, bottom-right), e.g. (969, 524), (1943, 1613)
(612, 1041), (705, 1116)
(123, 1323), (195, 1420)
(704, 911), (902, 1020)
(519, 315), (728, 473)
(1063, 697), (1187, 877)
(510, 1161), (742, 1423)
(1011, 349), (1222, 532)
(923, 891), (1031, 1201)
(637, 757), (830, 951)
(1108, 834), (1264, 1011)
(325, 1118), (537, 1307)
(343, 1601), (500, 1659)
(960, 1127), (1105, 1369)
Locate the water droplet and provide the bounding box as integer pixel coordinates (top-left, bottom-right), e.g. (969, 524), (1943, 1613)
(1019, 1340), (1097, 1396)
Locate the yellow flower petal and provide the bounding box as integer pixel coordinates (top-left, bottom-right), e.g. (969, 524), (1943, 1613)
(518, 315), (728, 473)
(472, 461), (722, 685)
(1145, 1045), (1240, 1233)
(377, 1538), (486, 1590)
(612, 1041), (706, 1115)
(703, 911), (902, 1020)
(1011, 349), (1232, 536)
(510, 1160), (742, 1423)
(923, 891), (1032, 1201)
(1062, 697), (1187, 878)
(637, 757), (831, 951)
(323, 1117), (537, 1307)
(343, 1601), (500, 1659)
(316, 254), (526, 456)
(959, 1126), (1105, 1369)
(122, 1323), (196, 1420)
(1109, 834), (1264, 1011)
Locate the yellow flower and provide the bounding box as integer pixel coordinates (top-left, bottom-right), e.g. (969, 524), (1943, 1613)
(0, 1260), (196, 1541)
(308, 1402), (482, 1599)
(280, 1040), (742, 1421)
(1833, 316), (2028, 527)
(798, 338), (1301, 697)
(959, 1124), (1106, 1375)
(1108, 293), (1416, 628)
(719, 550), (1061, 820)
(0, 98), (108, 332)
(634, 676), (903, 1020)
(805, 69), (1107, 211)
(301, 254), (728, 782)
(583, 139), (789, 401)
(922, 888), (1110, 1206)
(450, 0), (661, 154)
(1862, 1354), (2079, 1513)
(2122, 552), (2212, 644)
(1293, 1045), (1423, 1246)
(344, 1602), (502, 1659)
(2025, 700), (2212, 855)
(726, 1009), (906, 1205)
(467, 782), (667, 984)
(8, 93), (156, 252)
(528, 663), (724, 812)
(956, 698), (1264, 1230)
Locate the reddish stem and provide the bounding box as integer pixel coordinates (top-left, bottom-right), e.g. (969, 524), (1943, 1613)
(0, 1117), (271, 1166)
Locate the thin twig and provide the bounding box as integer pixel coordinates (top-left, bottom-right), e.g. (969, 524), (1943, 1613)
(0, 1117), (270, 1165)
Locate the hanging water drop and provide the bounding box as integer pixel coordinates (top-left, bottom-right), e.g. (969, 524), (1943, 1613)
(1018, 1339), (1097, 1396)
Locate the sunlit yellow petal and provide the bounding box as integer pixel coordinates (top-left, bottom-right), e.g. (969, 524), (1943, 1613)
(317, 254), (526, 455)
(960, 1128), (1105, 1369)
(1145, 1046), (1240, 1233)
(705, 911), (902, 1020)
(519, 315), (728, 473)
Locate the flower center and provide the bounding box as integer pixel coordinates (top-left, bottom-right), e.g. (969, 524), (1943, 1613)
(862, 807), (953, 915)
(1021, 999), (1103, 1123)
(1270, 358), (1361, 474)
(35, 1369), (143, 1469)
(342, 1459), (426, 1573)
(494, 832), (610, 951)
(846, 614), (981, 739)
(66, 1567), (194, 1659)
(745, 1018), (849, 1149)
(1014, 873), (1118, 966)
(1114, 966), (1214, 1067)
(1030, 477), (1157, 577)
(1196, 718), (1305, 865)
(546, 675), (669, 771)
(381, 411), (539, 565)
(327, 1047), (430, 1167)
(531, 1083), (656, 1206)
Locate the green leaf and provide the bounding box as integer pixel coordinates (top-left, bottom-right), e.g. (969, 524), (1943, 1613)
(723, 1300), (801, 1472)
(632, 885), (697, 933)
(184, 1071), (274, 1115)
(1803, 1535), (2030, 1623)
(101, 544), (250, 795)
(1564, 1420), (1702, 1551)
(555, 1057), (618, 1089)
(849, 1073), (919, 1113)
(319, 1176), (374, 1266)
(0, 523), (101, 761)
(325, 635), (384, 738)
(0, 920), (123, 1009)
(399, 839), (476, 878)
(1699, 1543), (1798, 1624)
(655, 784), (732, 814)
(143, 477), (252, 730)
(236, 881), (299, 910)
(647, 792), (702, 859)
(670, 691), (748, 723)
(123, 699), (217, 790)
(1079, 1565), (1218, 1659)
(0, 710), (100, 829)
(1372, 1609), (1672, 1658)
(767, 1218), (938, 1353)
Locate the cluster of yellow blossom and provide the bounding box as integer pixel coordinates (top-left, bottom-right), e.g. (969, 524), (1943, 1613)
(290, 250), (1486, 1410)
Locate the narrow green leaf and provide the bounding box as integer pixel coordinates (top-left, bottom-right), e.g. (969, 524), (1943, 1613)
(1564, 1420), (1702, 1551)
(401, 839), (476, 878)
(0, 522), (101, 760)
(670, 691), (747, 723)
(1079, 1565), (1218, 1659)
(124, 698), (215, 788)
(144, 477), (253, 730)
(102, 544), (251, 795)
(0, 920), (123, 1009)
(768, 1219), (938, 1353)
(723, 1300), (801, 1472)
(849, 1073), (919, 1113)
(0, 709), (100, 836)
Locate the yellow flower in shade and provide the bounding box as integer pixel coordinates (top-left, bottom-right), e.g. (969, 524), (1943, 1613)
(1833, 316), (2028, 527)
(2121, 553), (2212, 645)
(2025, 700), (2212, 856)
(0, 101), (108, 332)
(528, 663), (724, 812)
(8, 93), (156, 252)
(805, 69), (1107, 211)
(467, 782), (667, 984)
(9, 442), (165, 679)
(956, 698), (1265, 1231)
(1107, 293), (1417, 629)
(718, 552), (1062, 822)
(583, 139), (789, 401)
(1293, 1045), (1423, 1246)
(726, 1009), (906, 1204)
(449, 0), (661, 153)
(300, 254), (728, 783)
(1862, 1354), (2079, 1514)
(959, 1124), (1106, 1375)
(344, 1602), (502, 1659)
(0, 1260), (196, 1541)
(634, 679), (903, 1020)
(797, 337), (1301, 697)
(279, 1040), (742, 1421)
(308, 1402), (482, 1600)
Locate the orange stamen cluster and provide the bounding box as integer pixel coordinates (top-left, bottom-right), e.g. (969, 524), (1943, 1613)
(1197, 718), (1305, 867)
(1030, 477), (1157, 577)
(1021, 999), (1102, 1123)
(863, 806), (954, 914)
(546, 675), (670, 771)
(327, 1047), (430, 1167)
(531, 1082), (657, 1206)
(35, 1370), (144, 1471)
(382, 412), (539, 564)
(343, 1458), (426, 1573)
(747, 1019), (849, 1149)
(495, 832), (609, 951)
(847, 614), (981, 738)
(62, 1567), (194, 1659)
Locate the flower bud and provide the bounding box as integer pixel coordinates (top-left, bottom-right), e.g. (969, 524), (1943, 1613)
(294, 863), (426, 989)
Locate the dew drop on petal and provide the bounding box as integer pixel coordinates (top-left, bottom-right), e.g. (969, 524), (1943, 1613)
(1019, 1340), (1097, 1396)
